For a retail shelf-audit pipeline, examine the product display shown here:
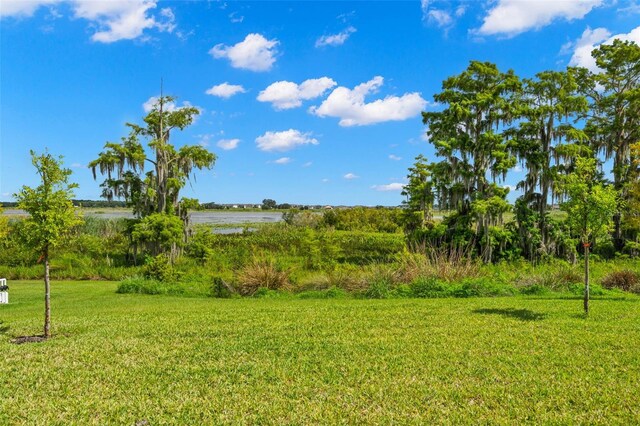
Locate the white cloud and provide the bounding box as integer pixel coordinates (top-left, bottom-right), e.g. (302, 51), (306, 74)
(420, 0), (429, 18)
(205, 82), (247, 99)
(257, 77), (336, 110)
(512, 164), (523, 173)
(389, 154), (402, 161)
(229, 11), (243, 23)
(143, 96), (175, 112)
(421, 0), (463, 30)
(322, 178), (330, 183)
(1, 0), (176, 43)
(255, 129), (318, 152)
(371, 183), (405, 192)
(210, 33), (279, 72)
(0, 0), (62, 18)
(142, 96), (200, 114)
(427, 9), (452, 28)
(302, 161), (313, 167)
(618, 2), (640, 14)
(310, 76), (427, 127)
(568, 26), (640, 72)
(70, 162), (85, 169)
(344, 173), (358, 180)
(273, 157), (292, 165)
(476, 0), (603, 37)
(73, 0), (175, 43)
(315, 26), (356, 47)
(217, 139), (240, 151)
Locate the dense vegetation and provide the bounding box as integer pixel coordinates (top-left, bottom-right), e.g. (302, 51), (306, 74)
(409, 40), (640, 266)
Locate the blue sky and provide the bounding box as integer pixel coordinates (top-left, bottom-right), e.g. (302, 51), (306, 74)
(1, 0), (639, 206)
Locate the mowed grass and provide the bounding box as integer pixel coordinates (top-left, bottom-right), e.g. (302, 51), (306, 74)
(1, 281), (639, 425)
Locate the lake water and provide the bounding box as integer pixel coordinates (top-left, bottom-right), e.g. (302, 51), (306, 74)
(2, 209), (283, 225)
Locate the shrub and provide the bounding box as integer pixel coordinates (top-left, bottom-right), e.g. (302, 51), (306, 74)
(298, 265), (366, 292)
(454, 278), (517, 298)
(252, 287), (288, 298)
(116, 276), (185, 295)
(601, 270), (640, 293)
(143, 254), (175, 282)
(410, 277), (457, 298)
(364, 277), (391, 299)
(516, 265), (582, 292)
(519, 284), (551, 296)
(390, 284), (413, 298)
(297, 286), (349, 299)
(568, 282), (607, 296)
(209, 276), (234, 298)
(235, 258), (290, 296)
(408, 245), (481, 283)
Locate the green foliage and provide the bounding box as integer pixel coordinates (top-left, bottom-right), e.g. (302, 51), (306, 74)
(454, 277), (517, 298)
(511, 69), (588, 257)
(423, 61), (519, 262)
(364, 277), (392, 299)
(261, 198), (277, 210)
(410, 277), (456, 298)
(14, 151), (83, 255)
(184, 227), (214, 264)
(401, 155), (434, 234)
(282, 209), (323, 228)
(90, 96), (215, 217)
(559, 157), (619, 245)
(116, 276), (184, 295)
(296, 286), (349, 299)
(0, 205), (8, 241)
(143, 253), (175, 282)
(622, 142), (640, 255)
(321, 207), (402, 233)
(209, 277), (234, 298)
(132, 213), (183, 256)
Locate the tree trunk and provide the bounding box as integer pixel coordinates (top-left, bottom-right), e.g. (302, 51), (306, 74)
(584, 243), (590, 315)
(44, 248), (51, 338)
(613, 211), (623, 252)
(540, 183), (549, 248)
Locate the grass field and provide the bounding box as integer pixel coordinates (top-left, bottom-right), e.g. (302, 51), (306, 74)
(1, 281), (639, 424)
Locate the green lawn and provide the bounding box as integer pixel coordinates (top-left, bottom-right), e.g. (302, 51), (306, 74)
(1, 281), (639, 424)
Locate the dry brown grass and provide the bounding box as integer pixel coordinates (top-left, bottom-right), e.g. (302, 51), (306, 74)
(601, 270), (640, 293)
(235, 258), (291, 296)
(399, 245), (481, 283)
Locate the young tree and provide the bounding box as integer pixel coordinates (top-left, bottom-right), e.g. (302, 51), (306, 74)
(622, 142), (640, 255)
(14, 151), (82, 338)
(131, 213), (184, 258)
(576, 40), (640, 250)
(401, 154), (435, 234)
(90, 96), (216, 217)
(559, 157), (618, 314)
